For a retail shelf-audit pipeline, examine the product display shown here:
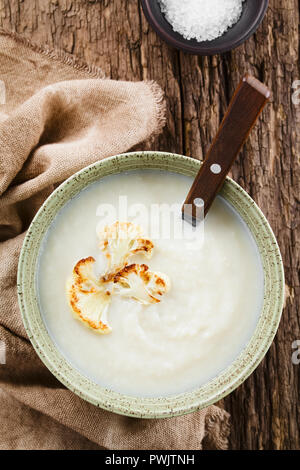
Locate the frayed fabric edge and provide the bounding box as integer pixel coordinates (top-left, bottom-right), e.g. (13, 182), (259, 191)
(203, 406), (231, 450)
(144, 80), (167, 140)
(0, 29), (167, 139)
(0, 28), (106, 79)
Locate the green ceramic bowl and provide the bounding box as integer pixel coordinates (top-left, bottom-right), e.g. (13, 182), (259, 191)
(18, 152), (284, 418)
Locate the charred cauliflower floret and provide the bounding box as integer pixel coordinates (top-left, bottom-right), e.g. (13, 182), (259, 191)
(98, 222), (154, 274)
(66, 256), (112, 334)
(111, 263), (171, 305)
(67, 222), (171, 334)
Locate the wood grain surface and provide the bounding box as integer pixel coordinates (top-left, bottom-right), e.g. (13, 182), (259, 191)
(0, 0), (299, 450)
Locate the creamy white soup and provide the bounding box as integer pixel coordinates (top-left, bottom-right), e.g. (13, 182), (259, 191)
(38, 170), (263, 397)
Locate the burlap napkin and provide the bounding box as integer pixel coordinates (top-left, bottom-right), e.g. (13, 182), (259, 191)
(0, 30), (230, 450)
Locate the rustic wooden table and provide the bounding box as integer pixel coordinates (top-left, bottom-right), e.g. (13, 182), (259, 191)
(1, 0), (299, 450)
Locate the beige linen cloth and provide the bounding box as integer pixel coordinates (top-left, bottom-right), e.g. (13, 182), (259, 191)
(0, 30), (230, 450)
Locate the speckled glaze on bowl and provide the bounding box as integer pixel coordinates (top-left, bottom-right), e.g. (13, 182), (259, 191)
(18, 152), (284, 419)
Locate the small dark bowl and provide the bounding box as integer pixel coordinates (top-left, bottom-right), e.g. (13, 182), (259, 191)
(141, 0), (269, 55)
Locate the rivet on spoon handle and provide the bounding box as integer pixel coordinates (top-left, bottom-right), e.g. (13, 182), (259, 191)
(182, 75), (271, 224)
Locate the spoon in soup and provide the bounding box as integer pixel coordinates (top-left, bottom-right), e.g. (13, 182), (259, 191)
(182, 75), (271, 225)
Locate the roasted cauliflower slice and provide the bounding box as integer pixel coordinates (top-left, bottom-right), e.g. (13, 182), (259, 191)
(66, 256), (112, 334)
(98, 222), (154, 274)
(111, 263), (171, 305)
(67, 223), (171, 335)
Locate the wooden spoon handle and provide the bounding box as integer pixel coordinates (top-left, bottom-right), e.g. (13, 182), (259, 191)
(182, 75), (271, 222)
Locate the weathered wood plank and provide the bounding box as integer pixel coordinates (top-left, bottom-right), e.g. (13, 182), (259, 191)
(0, 0), (299, 450)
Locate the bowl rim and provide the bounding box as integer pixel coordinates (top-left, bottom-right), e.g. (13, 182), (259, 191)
(141, 0), (269, 55)
(18, 151), (284, 418)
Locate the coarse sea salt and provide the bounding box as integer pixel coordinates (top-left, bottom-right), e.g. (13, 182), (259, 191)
(159, 0), (245, 42)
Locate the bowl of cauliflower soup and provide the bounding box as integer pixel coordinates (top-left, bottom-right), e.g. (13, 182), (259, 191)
(18, 152), (284, 418)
